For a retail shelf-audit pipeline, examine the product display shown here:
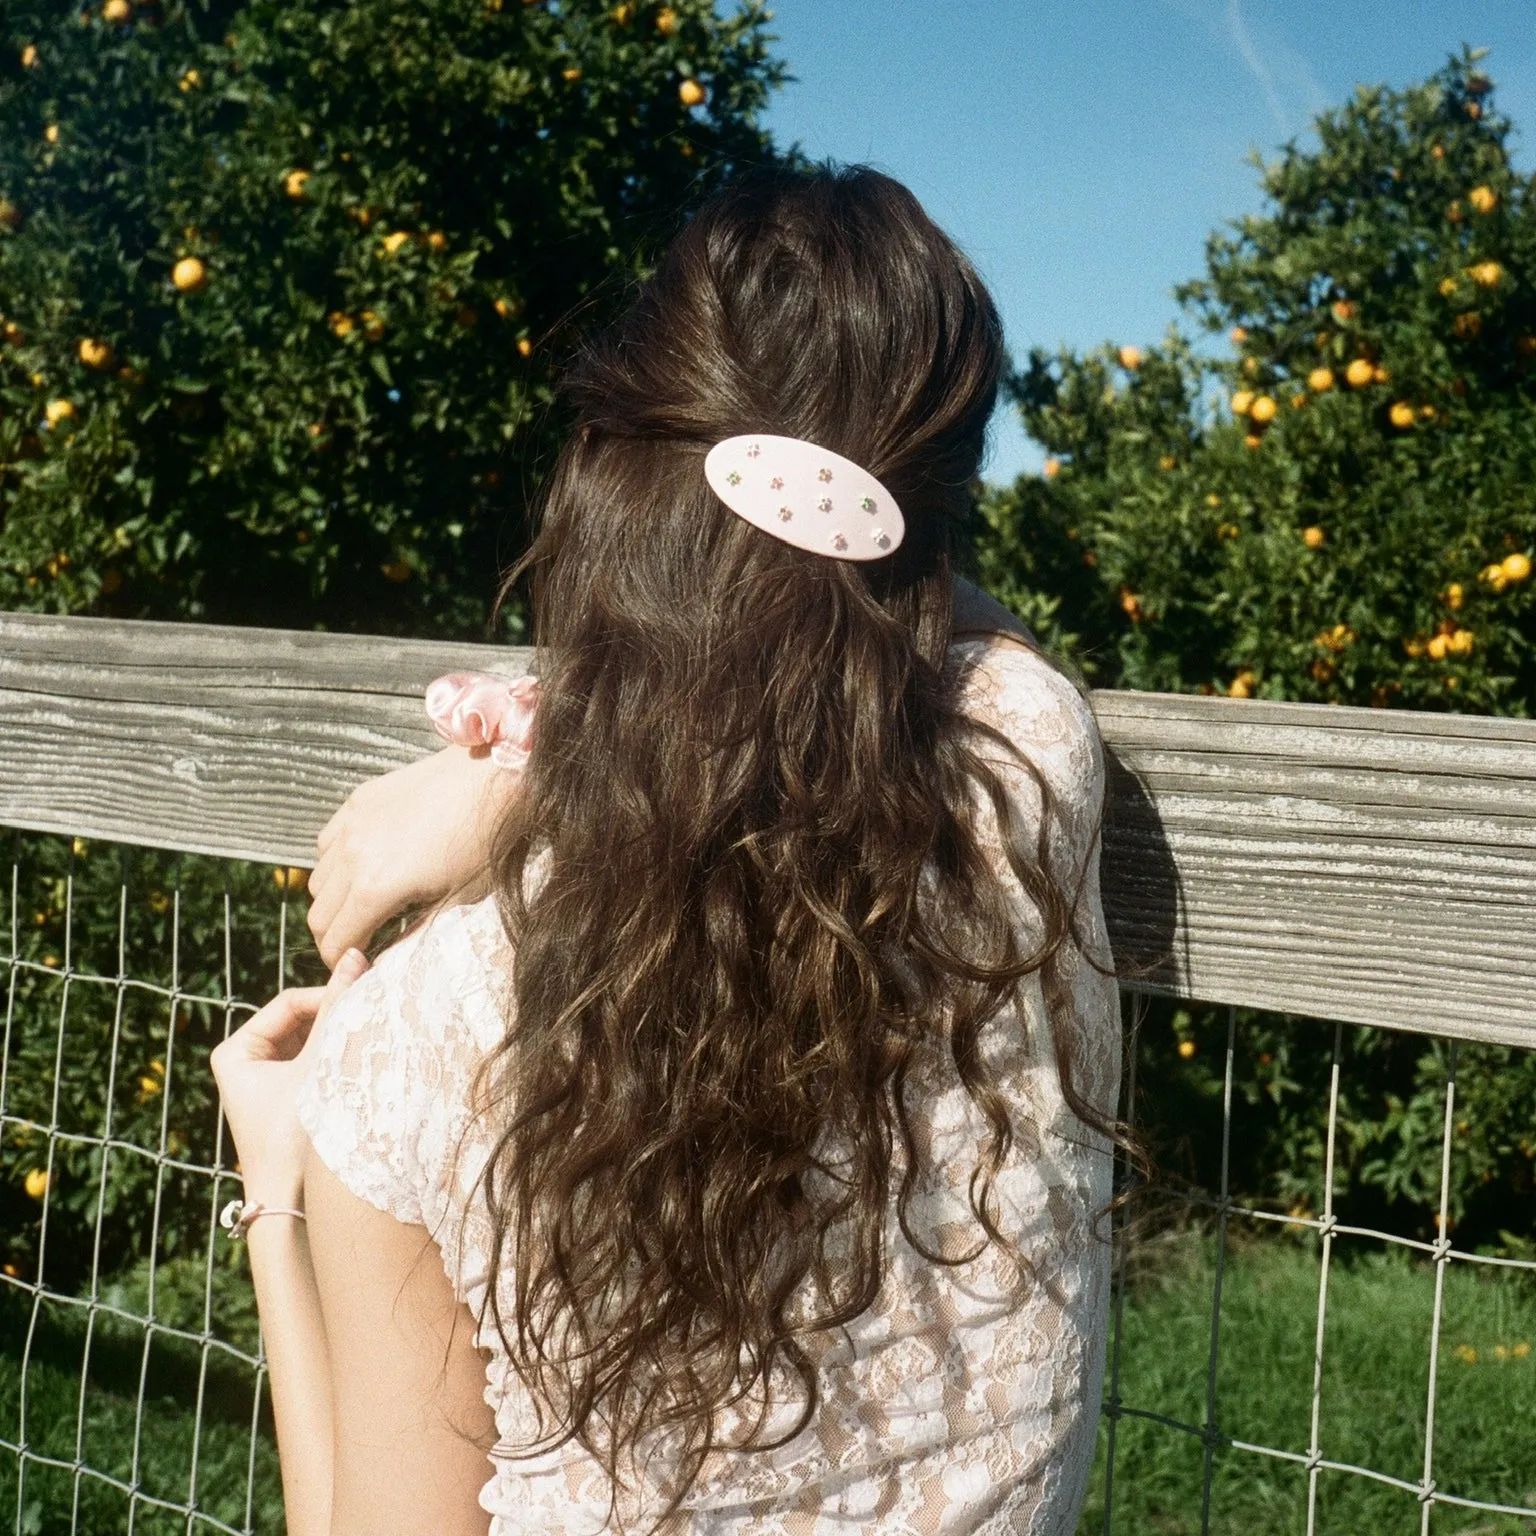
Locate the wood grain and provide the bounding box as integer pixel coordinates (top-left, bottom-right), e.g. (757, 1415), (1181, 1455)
(3, 612), (1533, 1045)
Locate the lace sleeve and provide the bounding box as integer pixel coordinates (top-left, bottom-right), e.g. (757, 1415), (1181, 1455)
(950, 637), (1120, 1123)
(295, 902), (514, 1228)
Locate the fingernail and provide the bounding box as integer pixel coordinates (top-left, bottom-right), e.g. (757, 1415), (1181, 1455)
(342, 947), (367, 972)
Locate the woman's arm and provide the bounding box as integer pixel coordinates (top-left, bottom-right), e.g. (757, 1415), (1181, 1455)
(210, 959), (373, 1535)
(304, 1145), (499, 1536)
(244, 1219), (335, 1536)
(307, 742), (523, 968)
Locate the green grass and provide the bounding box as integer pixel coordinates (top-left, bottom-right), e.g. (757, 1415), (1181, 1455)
(0, 1278), (283, 1536)
(3, 1232), (1533, 1536)
(1078, 1228), (1536, 1536)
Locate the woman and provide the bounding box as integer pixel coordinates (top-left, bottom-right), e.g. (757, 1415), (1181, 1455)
(211, 163), (1122, 1535)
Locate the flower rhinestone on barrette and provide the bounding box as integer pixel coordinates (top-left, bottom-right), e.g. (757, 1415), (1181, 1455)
(703, 435), (904, 561)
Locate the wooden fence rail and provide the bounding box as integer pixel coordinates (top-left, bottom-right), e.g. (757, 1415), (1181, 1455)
(2, 610), (1533, 1047)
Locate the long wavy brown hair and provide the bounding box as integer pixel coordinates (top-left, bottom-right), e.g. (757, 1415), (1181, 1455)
(457, 164), (1117, 1531)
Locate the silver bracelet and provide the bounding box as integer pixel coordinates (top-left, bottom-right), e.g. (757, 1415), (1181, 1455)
(219, 1197), (307, 1241)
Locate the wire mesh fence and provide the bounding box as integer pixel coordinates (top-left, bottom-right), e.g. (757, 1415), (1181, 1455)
(2, 821), (1534, 1535)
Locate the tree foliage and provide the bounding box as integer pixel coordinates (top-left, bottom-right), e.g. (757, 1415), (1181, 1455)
(978, 49), (1534, 714)
(972, 51), (1536, 1249)
(0, 0), (783, 637)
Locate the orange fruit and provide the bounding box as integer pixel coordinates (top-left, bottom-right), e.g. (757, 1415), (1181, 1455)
(562, 66), (582, 81)
(425, 230), (448, 252)
(1248, 395), (1277, 424)
(1243, 432), (1263, 450)
(0, 199), (19, 232)
(1427, 633), (1449, 659)
(21, 44), (38, 67)
(328, 311), (353, 338)
(656, 7), (679, 33)
(1177, 1039), (1197, 1059)
(1228, 669), (1256, 699)
(1445, 583), (1464, 609)
(1438, 276), (1458, 297)
(1229, 326), (1248, 344)
(1118, 345), (1144, 370)
(1291, 393), (1306, 410)
(1043, 457), (1061, 479)
(178, 69), (202, 92)
(1452, 312), (1482, 339)
(1158, 454), (1177, 471)
(1446, 199), (1463, 223)
(380, 558), (412, 583)
(1448, 629), (1474, 656)
(360, 310), (385, 340)
(78, 338), (114, 370)
(1307, 367), (1334, 392)
(1431, 143), (1444, 159)
(381, 231), (410, 255)
(43, 124), (60, 144)
(1331, 300), (1356, 323)
(517, 337), (533, 357)
(1470, 261), (1503, 287)
(171, 256), (206, 292)
(24, 1168), (49, 1200)
(1230, 389), (1254, 416)
(284, 169), (310, 200)
(103, 0), (131, 20)
(1302, 526), (1325, 549)
(1345, 359), (1374, 388)
(1389, 402), (1415, 429)
(1468, 185), (1497, 214)
(678, 78), (706, 107)
(493, 297), (522, 319)
(45, 398), (76, 427)
(1502, 552), (1531, 583)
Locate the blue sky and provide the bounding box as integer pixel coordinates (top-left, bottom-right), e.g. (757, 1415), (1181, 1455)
(758, 1), (1536, 484)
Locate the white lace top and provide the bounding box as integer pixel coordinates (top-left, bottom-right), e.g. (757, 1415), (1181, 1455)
(295, 638), (1121, 1534)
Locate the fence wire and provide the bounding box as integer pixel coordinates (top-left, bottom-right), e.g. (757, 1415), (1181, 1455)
(2, 826), (1533, 1535)
(1100, 1002), (1536, 1535)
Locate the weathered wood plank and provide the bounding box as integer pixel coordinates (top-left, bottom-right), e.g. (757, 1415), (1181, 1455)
(2, 612), (1533, 1046)
(1093, 691), (1536, 1047)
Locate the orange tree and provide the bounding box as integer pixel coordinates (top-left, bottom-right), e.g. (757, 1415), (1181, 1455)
(0, 0), (784, 1293)
(973, 50), (1536, 1248)
(0, 0), (783, 638)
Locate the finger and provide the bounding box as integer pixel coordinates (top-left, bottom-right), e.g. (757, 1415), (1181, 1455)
(306, 853), (331, 902)
(218, 986), (329, 1064)
(306, 870), (349, 955)
(316, 801), (348, 856)
(314, 890), (384, 971)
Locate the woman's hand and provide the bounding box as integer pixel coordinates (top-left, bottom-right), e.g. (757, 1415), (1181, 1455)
(306, 744), (523, 968)
(210, 950), (371, 1209)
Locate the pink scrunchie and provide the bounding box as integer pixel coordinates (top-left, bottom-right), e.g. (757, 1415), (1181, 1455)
(424, 672), (540, 771)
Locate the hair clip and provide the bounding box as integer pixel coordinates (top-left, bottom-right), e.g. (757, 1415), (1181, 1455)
(704, 435), (904, 561)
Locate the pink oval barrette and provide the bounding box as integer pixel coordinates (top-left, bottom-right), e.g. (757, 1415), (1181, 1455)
(704, 435), (904, 561)
(424, 673), (540, 770)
